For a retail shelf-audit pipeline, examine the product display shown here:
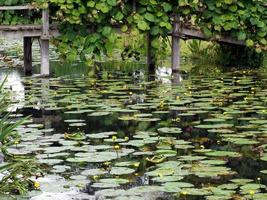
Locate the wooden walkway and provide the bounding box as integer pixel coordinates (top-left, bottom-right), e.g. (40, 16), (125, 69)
(0, 5), (58, 76)
(0, 5), (247, 76)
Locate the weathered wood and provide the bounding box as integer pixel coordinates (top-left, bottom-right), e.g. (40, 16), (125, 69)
(42, 9), (49, 39)
(41, 9), (50, 76)
(174, 27), (245, 46)
(0, 25), (42, 31)
(23, 37), (32, 75)
(171, 16), (180, 73)
(0, 25), (59, 39)
(41, 39), (49, 76)
(132, 0), (136, 12)
(147, 33), (156, 74)
(0, 5), (35, 11)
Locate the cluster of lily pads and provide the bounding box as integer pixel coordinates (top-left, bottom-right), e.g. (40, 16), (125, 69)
(3, 72), (267, 199)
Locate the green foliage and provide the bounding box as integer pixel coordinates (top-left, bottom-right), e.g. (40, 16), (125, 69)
(0, 159), (40, 195)
(44, 0), (266, 63)
(0, 10), (41, 25)
(2, 0), (266, 65)
(0, 0), (30, 6)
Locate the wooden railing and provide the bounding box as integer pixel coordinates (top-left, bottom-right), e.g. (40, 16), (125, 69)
(0, 5), (58, 39)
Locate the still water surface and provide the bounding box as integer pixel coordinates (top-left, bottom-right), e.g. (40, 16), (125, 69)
(1, 64), (267, 200)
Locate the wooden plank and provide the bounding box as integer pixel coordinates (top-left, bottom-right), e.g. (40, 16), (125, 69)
(23, 37), (32, 75)
(0, 5), (36, 11)
(0, 24), (59, 39)
(0, 25), (42, 31)
(0, 29), (42, 39)
(174, 28), (245, 46)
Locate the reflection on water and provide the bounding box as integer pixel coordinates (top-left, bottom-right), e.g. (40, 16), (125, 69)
(0, 69), (25, 111)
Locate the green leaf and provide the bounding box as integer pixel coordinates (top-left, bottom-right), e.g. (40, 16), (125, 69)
(224, 0), (233, 4)
(245, 39), (254, 47)
(87, 1), (95, 8)
(107, 0), (117, 6)
(203, 27), (213, 37)
(237, 32), (246, 41)
(121, 25), (128, 32)
(137, 20), (149, 31)
(102, 26), (112, 37)
(162, 3), (172, 12)
(114, 11), (124, 21)
(144, 13), (155, 22)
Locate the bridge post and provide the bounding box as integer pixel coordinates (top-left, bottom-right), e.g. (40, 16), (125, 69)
(41, 8), (49, 76)
(171, 15), (180, 73)
(23, 37), (32, 75)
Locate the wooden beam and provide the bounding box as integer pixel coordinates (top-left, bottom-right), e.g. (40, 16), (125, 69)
(40, 8), (50, 76)
(23, 37), (32, 75)
(0, 25), (42, 31)
(174, 28), (245, 46)
(0, 5), (36, 11)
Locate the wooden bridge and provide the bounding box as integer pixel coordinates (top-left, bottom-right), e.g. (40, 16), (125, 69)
(0, 5), (246, 76)
(0, 5), (59, 76)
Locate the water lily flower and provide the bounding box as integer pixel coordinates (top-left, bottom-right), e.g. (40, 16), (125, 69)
(112, 136), (117, 141)
(249, 190), (255, 196)
(34, 181), (40, 189)
(114, 145), (120, 150)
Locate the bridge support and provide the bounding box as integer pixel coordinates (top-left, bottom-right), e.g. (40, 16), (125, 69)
(41, 8), (50, 76)
(171, 16), (180, 74)
(23, 37), (32, 75)
(41, 39), (49, 76)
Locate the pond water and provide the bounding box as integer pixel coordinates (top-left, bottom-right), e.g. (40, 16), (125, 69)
(1, 64), (267, 200)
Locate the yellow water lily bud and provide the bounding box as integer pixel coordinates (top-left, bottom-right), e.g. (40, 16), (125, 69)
(93, 175), (99, 180)
(103, 161), (111, 166)
(112, 136), (117, 141)
(34, 181), (40, 189)
(129, 92), (133, 95)
(249, 190), (255, 196)
(180, 191), (187, 195)
(124, 136), (129, 141)
(257, 177), (261, 181)
(114, 145), (120, 150)
(200, 145), (205, 149)
(133, 163), (140, 167)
